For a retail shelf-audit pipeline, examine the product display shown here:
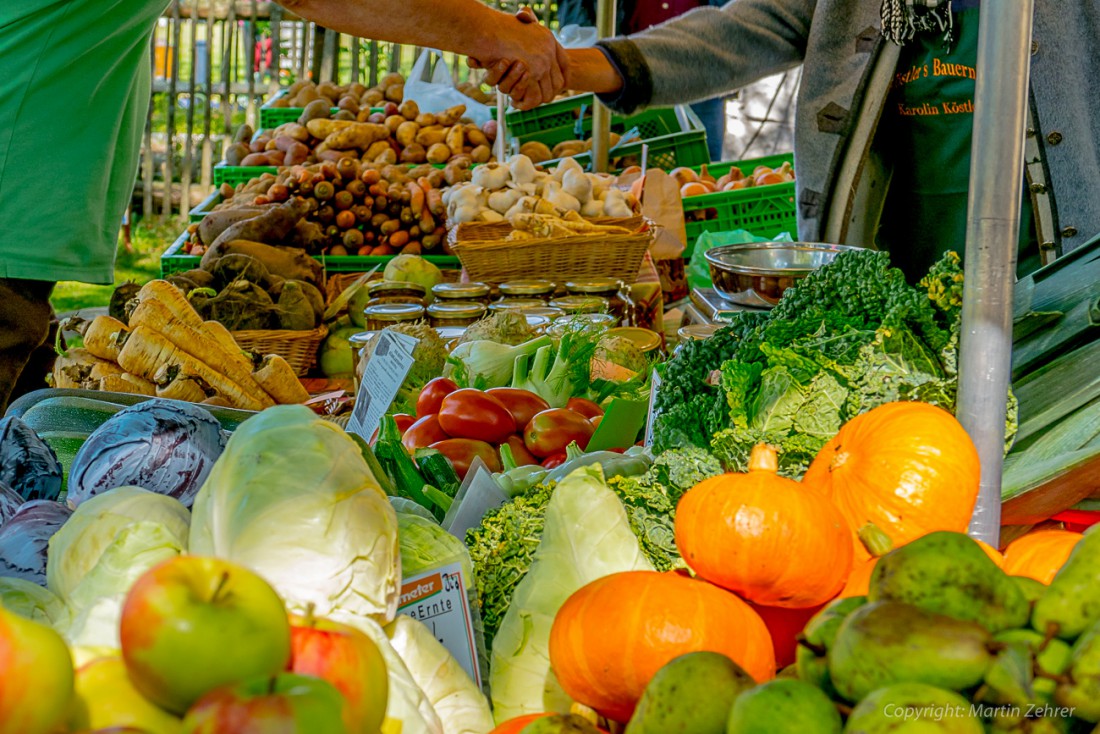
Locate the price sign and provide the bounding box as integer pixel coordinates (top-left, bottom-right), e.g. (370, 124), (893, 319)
(644, 368), (662, 447)
(345, 330), (417, 441)
(398, 562), (481, 687)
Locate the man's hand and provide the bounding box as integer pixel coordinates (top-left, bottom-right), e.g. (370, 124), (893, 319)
(469, 7), (569, 110)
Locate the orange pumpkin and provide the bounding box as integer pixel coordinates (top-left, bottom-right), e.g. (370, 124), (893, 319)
(803, 402), (980, 563)
(750, 601), (827, 668)
(841, 557), (878, 598)
(489, 714), (609, 734)
(674, 444), (853, 608)
(1002, 529), (1083, 584)
(548, 570), (775, 723)
(975, 539), (1006, 568)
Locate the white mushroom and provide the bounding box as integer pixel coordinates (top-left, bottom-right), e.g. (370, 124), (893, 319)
(477, 210), (506, 223)
(580, 198), (605, 218)
(472, 162), (511, 190)
(561, 167), (593, 203)
(552, 156), (584, 183)
(488, 188), (523, 214)
(507, 154), (539, 186)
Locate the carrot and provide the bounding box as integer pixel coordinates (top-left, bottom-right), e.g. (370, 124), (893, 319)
(129, 298), (272, 407)
(135, 280), (205, 329)
(425, 188), (444, 217)
(117, 326), (268, 411)
(389, 230), (410, 249)
(409, 183), (426, 218)
(253, 355), (310, 404)
(82, 315), (128, 361)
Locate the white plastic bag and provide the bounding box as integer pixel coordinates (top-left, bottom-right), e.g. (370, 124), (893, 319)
(405, 50), (493, 126)
(557, 24), (598, 48)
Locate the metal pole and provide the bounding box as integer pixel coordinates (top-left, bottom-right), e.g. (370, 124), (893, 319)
(590, 0), (616, 172)
(960, 0), (1035, 545)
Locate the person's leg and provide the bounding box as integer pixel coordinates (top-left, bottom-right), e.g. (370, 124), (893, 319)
(0, 279), (55, 415)
(690, 97), (727, 162)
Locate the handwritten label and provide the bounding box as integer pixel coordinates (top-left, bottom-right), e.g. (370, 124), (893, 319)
(346, 330), (417, 441)
(644, 368), (662, 448)
(398, 562), (481, 687)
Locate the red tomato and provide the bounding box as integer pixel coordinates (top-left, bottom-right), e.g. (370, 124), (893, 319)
(487, 388), (551, 430)
(416, 377), (459, 418)
(369, 414), (417, 446)
(566, 397), (604, 420)
(504, 435), (539, 467)
(541, 452), (568, 469)
(437, 389), (516, 444)
(524, 408), (596, 458)
(430, 438), (501, 478)
(401, 414), (449, 452)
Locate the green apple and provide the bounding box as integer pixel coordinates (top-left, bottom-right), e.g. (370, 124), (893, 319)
(0, 602), (75, 734)
(288, 613), (389, 733)
(69, 656), (182, 734)
(120, 556), (291, 715)
(181, 673), (349, 733)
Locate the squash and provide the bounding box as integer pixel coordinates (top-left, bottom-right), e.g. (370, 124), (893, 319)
(489, 713), (609, 734)
(548, 570), (775, 723)
(749, 601), (827, 669)
(1002, 529), (1083, 584)
(674, 444), (853, 608)
(803, 402), (980, 563)
(975, 539), (1006, 568)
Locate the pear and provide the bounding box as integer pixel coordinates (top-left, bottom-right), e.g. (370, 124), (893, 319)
(726, 679), (841, 734)
(870, 531), (1029, 633)
(828, 601), (992, 702)
(1054, 620), (1100, 722)
(1032, 524), (1100, 640)
(625, 651), (755, 734)
(795, 596), (866, 697)
(524, 714), (604, 734)
(842, 683), (983, 733)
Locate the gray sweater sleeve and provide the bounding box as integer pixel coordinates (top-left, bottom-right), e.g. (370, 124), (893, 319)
(596, 0), (816, 114)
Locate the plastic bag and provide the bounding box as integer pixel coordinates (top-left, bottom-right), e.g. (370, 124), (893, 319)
(558, 25), (598, 48)
(405, 50), (493, 126)
(687, 229), (795, 291)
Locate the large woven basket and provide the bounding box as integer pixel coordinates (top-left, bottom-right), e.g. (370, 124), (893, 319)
(447, 216), (654, 284)
(232, 324), (328, 377)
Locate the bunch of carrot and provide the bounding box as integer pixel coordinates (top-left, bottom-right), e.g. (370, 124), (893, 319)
(54, 280), (308, 410)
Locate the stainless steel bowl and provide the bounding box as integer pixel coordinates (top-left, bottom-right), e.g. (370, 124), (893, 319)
(704, 242), (864, 308)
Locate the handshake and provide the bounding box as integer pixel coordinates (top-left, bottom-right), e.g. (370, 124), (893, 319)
(468, 7), (573, 111)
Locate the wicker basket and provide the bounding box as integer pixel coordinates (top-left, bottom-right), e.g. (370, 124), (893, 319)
(232, 324), (329, 377)
(447, 216), (654, 284)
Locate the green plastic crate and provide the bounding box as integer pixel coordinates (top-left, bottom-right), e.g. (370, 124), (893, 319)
(514, 107), (681, 150)
(161, 227), (460, 279)
(681, 153), (797, 258)
(189, 189), (221, 222)
(544, 129), (711, 174)
(213, 165), (279, 187)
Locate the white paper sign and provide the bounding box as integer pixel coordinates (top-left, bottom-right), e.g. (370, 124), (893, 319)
(644, 368), (662, 448)
(398, 562), (482, 687)
(346, 330), (418, 440)
(443, 461), (510, 540)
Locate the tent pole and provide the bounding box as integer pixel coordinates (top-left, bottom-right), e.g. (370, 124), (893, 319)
(591, 0), (616, 172)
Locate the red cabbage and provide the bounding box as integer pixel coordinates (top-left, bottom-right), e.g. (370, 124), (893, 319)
(0, 500), (72, 585)
(67, 399), (227, 509)
(0, 416), (62, 501)
(0, 482), (22, 526)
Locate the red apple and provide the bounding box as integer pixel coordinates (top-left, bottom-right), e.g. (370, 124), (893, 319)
(181, 673), (348, 734)
(120, 556), (292, 715)
(287, 613), (388, 734)
(69, 656), (182, 734)
(0, 603), (74, 734)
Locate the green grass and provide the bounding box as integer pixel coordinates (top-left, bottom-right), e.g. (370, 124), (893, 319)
(50, 219), (178, 315)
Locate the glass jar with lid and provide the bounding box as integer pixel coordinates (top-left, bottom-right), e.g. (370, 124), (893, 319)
(605, 326), (664, 357)
(548, 295), (610, 315)
(498, 279), (556, 304)
(365, 280), (427, 307)
(431, 282), (491, 305)
(427, 301), (488, 328)
(564, 278), (628, 324)
(674, 324), (720, 356)
(362, 303), (426, 331)
(548, 313), (617, 338)
(489, 298), (548, 314)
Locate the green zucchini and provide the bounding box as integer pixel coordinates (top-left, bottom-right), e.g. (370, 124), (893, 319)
(19, 397), (125, 436)
(415, 448), (461, 498)
(36, 430), (89, 494)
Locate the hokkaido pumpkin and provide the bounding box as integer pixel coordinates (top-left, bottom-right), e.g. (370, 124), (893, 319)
(674, 444), (853, 608)
(803, 402), (980, 563)
(1002, 529), (1083, 584)
(548, 570), (775, 723)
(750, 601), (827, 668)
(489, 713), (610, 734)
(841, 557), (878, 598)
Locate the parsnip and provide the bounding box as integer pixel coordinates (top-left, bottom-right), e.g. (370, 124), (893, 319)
(98, 373), (156, 397)
(134, 280), (205, 329)
(202, 320), (255, 371)
(82, 315), (128, 361)
(117, 326), (267, 411)
(253, 354), (310, 404)
(154, 364), (212, 404)
(89, 361), (125, 381)
(53, 348), (116, 389)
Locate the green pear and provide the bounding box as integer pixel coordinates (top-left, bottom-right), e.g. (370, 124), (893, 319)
(726, 679), (841, 734)
(1012, 576), (1046, 605)
(795, 596), (867, 697)
(1054, 620), (1100, 722)
(523, 714), (604, 734)
(869, 531), (1029, 633)
(828, 601), (992, 702)
(1032, 525), (1100, 640)
(985, 706), (1072, 734)
(842, 683), (982, 733)
(625, 652), (755, 734)
(990, 629), (1071, 704)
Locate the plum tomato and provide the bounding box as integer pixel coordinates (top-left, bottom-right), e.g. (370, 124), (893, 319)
(486, 388), (551, 431)
(401, 414), (449, 452)
(524, 408), (595, 458)
(565, 397), (604, 420)
(416, 377), (459, 418)
(430, 438), (501, 478)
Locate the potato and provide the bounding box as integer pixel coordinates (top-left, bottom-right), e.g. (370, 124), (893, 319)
(337, 96), (360, 115)
(306, 118), (356, 138)
(332, 110), (355, 121)
(318, 149), (357, 163)
(426, 143), (452, 164)
(240, 152), (271, 166)
(437, 105), (467, 126)
(521, 141), (554, 163)
(317, 81), (342, 102)
(225, 142), (251, 166)
(348, 83), (368, 99)
(323, 123), (389, 151)
(415, 113), (438, 127)
(398, 100), (420, 121)
(286, 80), (310, 97)
(298, 99), (332, 126)
(552, 140), (586, 158)
(379, 72), (404, 88)
(376, 147), (398, 165)
(384, 83), (404, 102)
(363, 140), (393, 161)
(362, 90), (384, 107)
(292, 85), (321, 106)
(284, 142), (310, 166)
(470, 145), (492, 164)
(395, 121), (420, 148)
(445, 126), (465, 158)
(400, 143), (427, 164)
(271, 98), (289, 108)
(466, 126), (489, 148)
(384, 114), (406, 134)
(415, 126), (448, 147)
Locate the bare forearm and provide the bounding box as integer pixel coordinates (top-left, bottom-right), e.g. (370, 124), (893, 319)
(279, 0), (505, 59)
(567, 47), (623, 95)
